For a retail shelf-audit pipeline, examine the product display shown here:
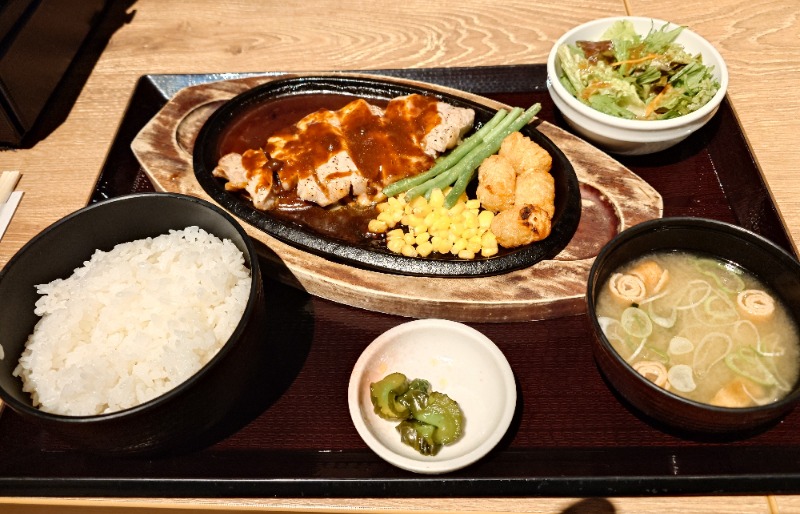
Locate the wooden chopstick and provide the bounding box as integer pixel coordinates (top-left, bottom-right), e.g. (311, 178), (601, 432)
(0, 170), (21, 204)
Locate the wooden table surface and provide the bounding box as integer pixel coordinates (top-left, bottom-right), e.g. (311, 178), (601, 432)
(1, 0), (798, 512)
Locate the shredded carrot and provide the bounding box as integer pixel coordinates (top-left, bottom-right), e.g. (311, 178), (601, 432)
(580, 81), (613, 100)
(611, 53), (660, 67)
(645, 84), (672, 118)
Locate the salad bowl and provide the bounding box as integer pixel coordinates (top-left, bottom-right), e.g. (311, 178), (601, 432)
(547, 17), (728, 155)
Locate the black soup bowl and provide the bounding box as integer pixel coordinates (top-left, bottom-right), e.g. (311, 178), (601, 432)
(0, 193), (268, 454)
(586, 217), (800, 434)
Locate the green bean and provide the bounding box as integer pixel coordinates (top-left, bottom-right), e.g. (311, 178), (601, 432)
(404, 107), (524, 201)
(443, 103), (542, 207)
(381, 109), (508, 198)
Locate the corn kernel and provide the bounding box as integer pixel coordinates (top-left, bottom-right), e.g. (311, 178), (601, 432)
(429, 188), (445, 208)
(411, 225), (427, 237)
(368, 219), (388, 233)
(435, 238), (453, 254)
(417, 241), (434, 257)
(406, 214), (425, 228)
(478, 210), (494, 228)
(462, 227), (476, 240)
(458, 249), (475, 260)
(401, 244), (418, 258)
(387, 228), (405, 240)
(372, 189), (503, 261)
(448, 202), (465, 216)
(449, 213), (465, 225)
(431, 219), (450, 233)
(387, 238), (405, 253)
(410, 195), (428, 210)
(481, 246), (498, 257)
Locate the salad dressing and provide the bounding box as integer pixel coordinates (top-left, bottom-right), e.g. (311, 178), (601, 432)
(558, 20), (720, 121)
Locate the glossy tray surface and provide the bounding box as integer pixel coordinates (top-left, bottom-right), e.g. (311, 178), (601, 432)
(0, 65), (798, 498)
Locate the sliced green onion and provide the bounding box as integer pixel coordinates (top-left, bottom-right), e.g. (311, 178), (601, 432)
(695, 258), (746, 294)
(667, 364), (697, 393)
(724, 347), (778, 387)
(668, 336), (694, 356)
(697, 291), (738, 326)
(757, 332), (786, 358)
(693, 331), (733, 376)
(647, 300), (677, 328)
(620, 306), (653, 339)
(628, 337), (648, 363)
(673, 280), (712, 310)
(641, 345), (670, 365)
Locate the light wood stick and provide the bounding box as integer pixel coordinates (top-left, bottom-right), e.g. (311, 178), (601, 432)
(0, 171), (21, 204)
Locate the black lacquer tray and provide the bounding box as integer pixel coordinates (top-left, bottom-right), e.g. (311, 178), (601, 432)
(0, 65), (798, 498)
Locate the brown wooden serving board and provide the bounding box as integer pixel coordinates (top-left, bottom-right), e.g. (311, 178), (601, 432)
(130, 73), (662, 322)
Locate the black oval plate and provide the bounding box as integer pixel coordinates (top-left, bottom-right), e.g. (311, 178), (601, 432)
(193, 75), (581, 277)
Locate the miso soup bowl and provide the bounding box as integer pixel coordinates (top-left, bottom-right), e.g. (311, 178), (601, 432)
(0, 193), (269, 454)
(586, 217), (800, 434)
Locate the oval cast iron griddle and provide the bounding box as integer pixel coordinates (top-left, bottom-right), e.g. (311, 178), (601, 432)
(192, 75), (581, 277)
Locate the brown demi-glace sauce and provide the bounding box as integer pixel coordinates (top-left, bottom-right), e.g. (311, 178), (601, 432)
(217, 93), (444, 245)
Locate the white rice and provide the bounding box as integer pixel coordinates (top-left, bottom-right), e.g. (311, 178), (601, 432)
(13, 226), (251, 416)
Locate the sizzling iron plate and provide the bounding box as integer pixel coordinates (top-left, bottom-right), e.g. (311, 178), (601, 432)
(193, 75), (581, 276)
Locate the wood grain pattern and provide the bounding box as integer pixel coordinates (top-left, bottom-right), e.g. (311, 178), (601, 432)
(0, 495), (774, 513)
(627, 0), (800, 255)
(130, 73), (662, 321)
(0, 0), (628, 269)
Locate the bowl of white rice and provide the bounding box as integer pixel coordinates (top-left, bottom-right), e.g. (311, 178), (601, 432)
(0, 193), (268, 454)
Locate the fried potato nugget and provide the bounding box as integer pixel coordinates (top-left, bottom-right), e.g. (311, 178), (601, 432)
(491, 204), (552, 247)
(476, 154), (516, 212)
(498, 131), (552, 175)
(515, 169), (555, 218)
(475, 131), (556, 249)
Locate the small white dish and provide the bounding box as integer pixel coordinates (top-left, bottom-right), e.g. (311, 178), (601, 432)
(546, 16), (728, 156)
(348, 319), (516, 474)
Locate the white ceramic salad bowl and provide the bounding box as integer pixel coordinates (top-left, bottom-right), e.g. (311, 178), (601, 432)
(546, 17), (728, 156)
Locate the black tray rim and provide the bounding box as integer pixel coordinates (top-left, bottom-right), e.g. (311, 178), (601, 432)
(3, 65), (794, 499)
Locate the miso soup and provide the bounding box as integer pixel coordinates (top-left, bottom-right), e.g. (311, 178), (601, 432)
(595, 251), (800, 407)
